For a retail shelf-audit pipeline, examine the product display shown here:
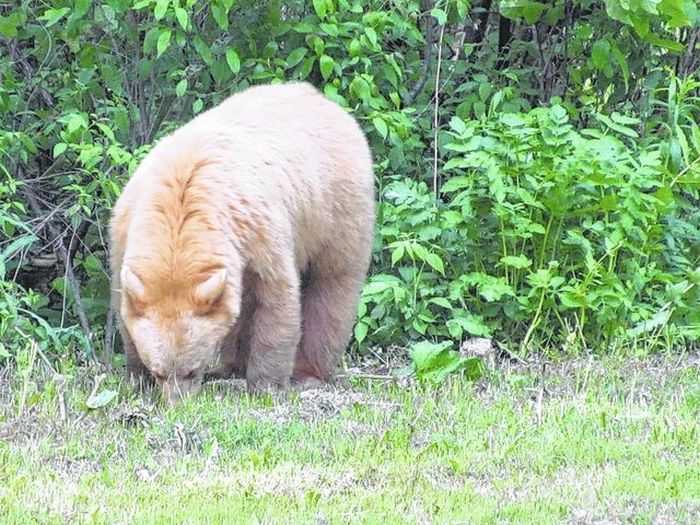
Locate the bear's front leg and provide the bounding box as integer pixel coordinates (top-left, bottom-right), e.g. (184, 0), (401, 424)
(245, 259), (301, 393)
(120, 321), (153, 387)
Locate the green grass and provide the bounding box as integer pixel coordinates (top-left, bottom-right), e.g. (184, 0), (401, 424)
(1, 352), (699, 524)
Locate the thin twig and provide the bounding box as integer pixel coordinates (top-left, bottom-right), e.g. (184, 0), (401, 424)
(15, 327), (57, 374)
(335, 372), (399, 381)
(495, 340), (529, 365)
(432, 22), (445, 197)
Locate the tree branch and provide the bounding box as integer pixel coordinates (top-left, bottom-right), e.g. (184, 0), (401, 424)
(18, 167), (95, 358)
(406, 0), (436, 105)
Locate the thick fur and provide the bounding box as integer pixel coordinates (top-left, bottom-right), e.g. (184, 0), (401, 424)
(109, 82), (375, 403)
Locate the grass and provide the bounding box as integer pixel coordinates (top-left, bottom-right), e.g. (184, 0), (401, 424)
(1, 349), (699, 524)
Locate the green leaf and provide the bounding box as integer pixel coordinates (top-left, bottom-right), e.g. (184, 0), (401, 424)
(86, 389), (118, 409)
(193, 98), (204, 114)
(225, 48), (240, 74)
(447, 313), (491, 338)
(591, 40), (611, 74)
(501, 113), (528, 127)
(610, 112), (641, 125)
(558, 289), (588, 309)
(176, 78), (187, 97)
(644, 32), (685, 52)
(595, 112), (639, 138)
(424, 252), (445, 275)
(690, 123), (700, 157)
(96, 123), (115, 142)
(0, 234), (37, 266)
(354, 321), (368, 344)
(39, 7), (71, 27)
(319, 22), (338, 36)
(299, 56), (316, 79)
(350, 76), (371, 102)
(391, 244), (405, 265)
(675, 124), (691, 166)
(0, 13), (21, 38)
(410, 341), (454, 377)
(449, 116), (467, 134)
(142, 27), (159, 55)
(522, 1), (547, 23)
(319, 54), (334, 80)
(348, 38), (362, 57)
(174, 7), (188, 30)
(193, 36), (213, 65)
(500, 255), (532, 269)
(410, 341), (484, 384)
(372, 117), (388, 139)
(628, 308), (672, 337)
(286, 47), (307, 68)
(66, 113), (88, 134)
(660, 0), (694, 27)
(154, 0), (169, 20)
(441, 176), (471, 192)
(156, 29), (172, 58)
(430, 7), (447, 25)
(313, 0), (327, 18)
(610, 43), (630, 91)
(211, 3), (229, 30)
(53, 143), (68, 158)
(456, 0), (469, 18)
(478, 278), (513, 302)
(429, 297), (453, 309)
(364, 27), (378, 48)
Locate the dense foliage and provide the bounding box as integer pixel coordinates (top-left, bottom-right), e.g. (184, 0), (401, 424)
(1, 0), (699, 366)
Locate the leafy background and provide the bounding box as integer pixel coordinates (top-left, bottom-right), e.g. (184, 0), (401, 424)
(1, 0), (699, 372)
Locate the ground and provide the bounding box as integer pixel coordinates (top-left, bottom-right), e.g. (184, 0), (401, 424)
(0, 348), (699, 525)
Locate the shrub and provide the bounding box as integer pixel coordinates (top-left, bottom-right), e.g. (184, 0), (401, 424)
(358, 104), (700, 353)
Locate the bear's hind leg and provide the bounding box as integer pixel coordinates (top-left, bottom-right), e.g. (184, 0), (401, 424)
(293, 268), (366, 384)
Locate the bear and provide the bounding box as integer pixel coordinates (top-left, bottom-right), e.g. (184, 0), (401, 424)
(109, 82), (375, 405)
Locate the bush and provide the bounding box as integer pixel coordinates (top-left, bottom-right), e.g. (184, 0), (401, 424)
(359, 104), (700, 353)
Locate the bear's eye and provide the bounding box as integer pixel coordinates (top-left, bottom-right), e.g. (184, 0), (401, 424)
(182, 370), (196, 380)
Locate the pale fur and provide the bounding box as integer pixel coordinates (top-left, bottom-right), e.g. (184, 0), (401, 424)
(109, 82), (375, 403)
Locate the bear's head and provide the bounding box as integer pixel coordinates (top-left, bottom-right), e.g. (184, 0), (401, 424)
(119, 264), (236, 405)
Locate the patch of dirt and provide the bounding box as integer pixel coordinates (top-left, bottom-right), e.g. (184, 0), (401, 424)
(251, 385), (400, 424)
(472, 349), (700, 409)
(345, 344), (411, 377)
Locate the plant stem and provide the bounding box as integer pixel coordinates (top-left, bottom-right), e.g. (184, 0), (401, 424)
(521, 288), (546, 354)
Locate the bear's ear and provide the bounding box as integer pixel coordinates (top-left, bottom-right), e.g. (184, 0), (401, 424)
(194, 268), (227, 308)
(121, 265), (146, 311)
